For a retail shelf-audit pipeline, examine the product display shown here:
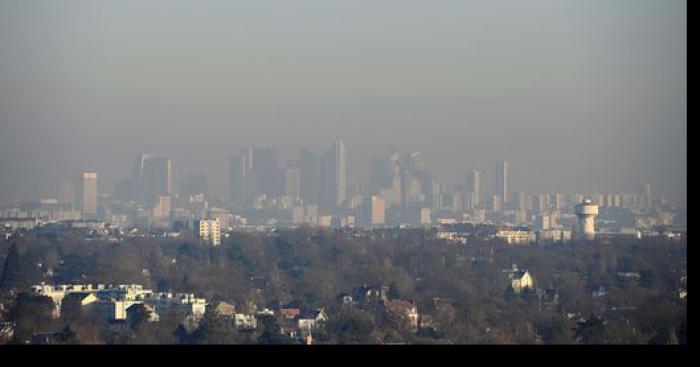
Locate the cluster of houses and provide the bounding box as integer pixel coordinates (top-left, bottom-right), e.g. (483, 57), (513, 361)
(209, 300), (328, 343)
(339, 284), (434, 333)
(8, 266), (614, 345)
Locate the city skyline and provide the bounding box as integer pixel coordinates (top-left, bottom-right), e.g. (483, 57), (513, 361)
(0, 0), (687, 204)
(0, 145), (684, 207)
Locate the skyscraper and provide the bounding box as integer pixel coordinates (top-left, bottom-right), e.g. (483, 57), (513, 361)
(284, 162), (301, 199)
(494, 160), (509, 205)
(319, 140), (347, 213)
(229, 153), (249, 205)
(250, 147), (279, 197)
(400, 152), (430, 208)
(58, 180), (75, 208)
(79, 172), (98, 219)
(466, 168), (480, 209)
(645, 182), (653, 210)
(133, 154), (172, 206)
(361, 195), (387, 227)
(514, 191), (527, 210)
(370, 157), (393, 195)
(299, 149), (318, 204)
(387, 151), (402, 207)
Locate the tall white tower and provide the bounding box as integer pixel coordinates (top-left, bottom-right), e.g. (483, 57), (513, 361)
(575, 199), (598, 240)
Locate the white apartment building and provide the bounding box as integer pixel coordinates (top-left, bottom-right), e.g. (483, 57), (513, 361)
(31, 283), (207, 322)
(194, 218), (221, 246)
(493, 229), (537, 245)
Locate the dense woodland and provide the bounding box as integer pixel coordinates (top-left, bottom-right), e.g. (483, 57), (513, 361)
(0, 227), (687, 344)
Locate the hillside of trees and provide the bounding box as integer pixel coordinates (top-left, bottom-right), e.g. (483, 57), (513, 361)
(0, 228), (687, 344)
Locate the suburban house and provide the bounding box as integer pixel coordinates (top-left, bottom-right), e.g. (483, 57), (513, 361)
(419, 315), (435, 330)
(279, 308), (301, 319)
(509, 270), (534, 293)
(213, 301), (236, 319)
(298, 308), (328, 333)
(234, 313), (257, 330)
(384, 299), (419, 330)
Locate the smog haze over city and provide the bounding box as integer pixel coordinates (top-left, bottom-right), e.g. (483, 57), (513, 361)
(0, 0), (686, 203)
(0, 0), (686, 347)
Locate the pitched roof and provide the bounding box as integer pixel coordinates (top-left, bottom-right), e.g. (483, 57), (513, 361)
(511, 270), (530, 279)
(300, 308), (325, 320)
(279, 308), (300, 317)
(385, 299), (416, 315)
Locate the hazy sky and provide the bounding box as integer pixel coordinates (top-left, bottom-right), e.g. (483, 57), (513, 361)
(0, 0), (686, 203)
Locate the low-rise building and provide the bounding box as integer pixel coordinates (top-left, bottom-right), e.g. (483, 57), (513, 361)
(30, 283), (206, 322)
(503, 267), (534, 293)
(144, 292), (206, 318)
(297, 309), (328, 333)
(234, 313), (257, 330)
(0, 217), (38, 230)
(279, 308), (301, 319)
(536, 229), (572, 244)
(493, 227), (536, 245)
(213, 301), (236, 319)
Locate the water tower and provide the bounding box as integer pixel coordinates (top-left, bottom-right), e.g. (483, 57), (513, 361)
(575, 199), (598, 240)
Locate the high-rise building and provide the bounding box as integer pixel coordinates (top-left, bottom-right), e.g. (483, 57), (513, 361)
(452, 191), (464, 213)
(134, 154), (172, 206)
(431, 183), (443, 211)
(319, 141), (347, 213)
(402, 172), (424, 207)
(379, 188), (394, 206)
(515, 208), (527, 225)
(229, 153), (249, 206)
(420, 207), (431, 225)
(250, 147), (279, 197)
(514, 191), (527, 210)
(399, 152), (431, 208)
(391, 175), (402, 207)
(363, 195), (386, 226)
(194, 218), (221, 246)
(370, 157), (393, 195)
(299, 149), (318, 204)
(388, 150), (402, 207)
(490, 195), (502, 212)
(537, 213), (551, 230)
(493, 160), (508, 205)
(466, 168), (480, 209)
(644, 182), (653, 210)
(553, 193), (566, 210)
(535, 194), (549, 214)
(229, 147), (280, 203)
(58, 181), (75, 208)
(79, 173), (98, 219)
(284, 162), (301, 199)
(152, 195), (171, 219)
(613, 194), (621, 207)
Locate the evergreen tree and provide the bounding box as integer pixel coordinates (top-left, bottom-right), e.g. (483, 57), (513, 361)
(1, 242), (25, 290)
